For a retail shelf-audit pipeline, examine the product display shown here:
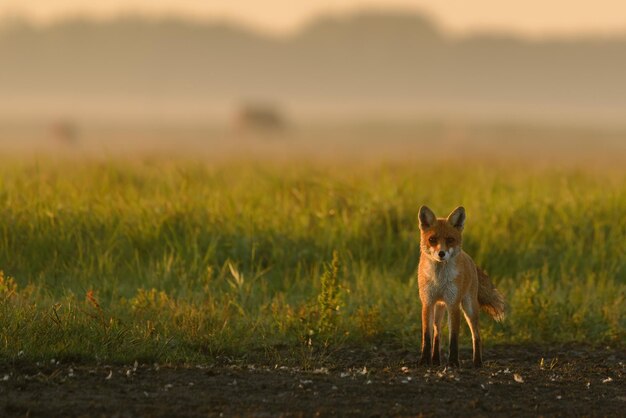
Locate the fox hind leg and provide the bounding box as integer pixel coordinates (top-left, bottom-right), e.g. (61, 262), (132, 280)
(462, 295), (483, 368)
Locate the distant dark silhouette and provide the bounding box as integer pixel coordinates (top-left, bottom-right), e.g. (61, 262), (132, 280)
(234, 104), (286, 132)
(50, 119), (79, 146)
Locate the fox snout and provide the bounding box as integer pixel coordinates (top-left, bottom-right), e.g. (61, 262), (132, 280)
(423, 239), (459, 262)
(434, 247), (455, 262)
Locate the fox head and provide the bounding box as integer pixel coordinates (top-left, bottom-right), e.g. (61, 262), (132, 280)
(418, 206), (466, 262)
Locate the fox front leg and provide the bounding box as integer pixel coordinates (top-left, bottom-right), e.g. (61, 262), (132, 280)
(432, 303), (446, 365)
(447, 305), (461, 367)
(419, 303), (434, 366)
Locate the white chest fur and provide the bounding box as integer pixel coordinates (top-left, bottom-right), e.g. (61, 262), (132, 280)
(421, 258), (460, 304)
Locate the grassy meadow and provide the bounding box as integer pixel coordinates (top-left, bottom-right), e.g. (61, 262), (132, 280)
(0, 148), (624, 365)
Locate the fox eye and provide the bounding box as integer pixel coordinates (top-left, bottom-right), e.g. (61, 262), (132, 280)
(428, 236), (438, 245)
(446, 237), (455, 245)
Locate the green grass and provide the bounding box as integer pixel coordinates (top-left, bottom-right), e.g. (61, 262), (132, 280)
(0, 158), (624, 365)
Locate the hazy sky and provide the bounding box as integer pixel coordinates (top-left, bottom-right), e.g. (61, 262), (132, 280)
(1, 0), (626, 37)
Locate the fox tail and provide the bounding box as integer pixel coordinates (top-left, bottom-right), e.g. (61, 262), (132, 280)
(477, 267), (505, 322)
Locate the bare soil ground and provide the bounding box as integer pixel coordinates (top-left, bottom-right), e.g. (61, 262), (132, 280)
(1, 344), (624, 417)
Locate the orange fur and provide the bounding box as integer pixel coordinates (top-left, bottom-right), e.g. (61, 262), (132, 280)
(417, 206), (504, 368)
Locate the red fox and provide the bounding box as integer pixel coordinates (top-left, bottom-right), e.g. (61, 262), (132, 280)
(417, 206), (505, 368)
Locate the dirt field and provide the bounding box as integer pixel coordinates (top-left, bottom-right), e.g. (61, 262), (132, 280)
(1, 344), (624, 417)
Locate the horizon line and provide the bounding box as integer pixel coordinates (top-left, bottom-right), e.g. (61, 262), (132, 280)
(2, 7), (626, 41)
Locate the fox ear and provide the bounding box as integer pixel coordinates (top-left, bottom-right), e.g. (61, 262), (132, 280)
(418, 206), (437, 230)
(447, 206), (466, 230)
